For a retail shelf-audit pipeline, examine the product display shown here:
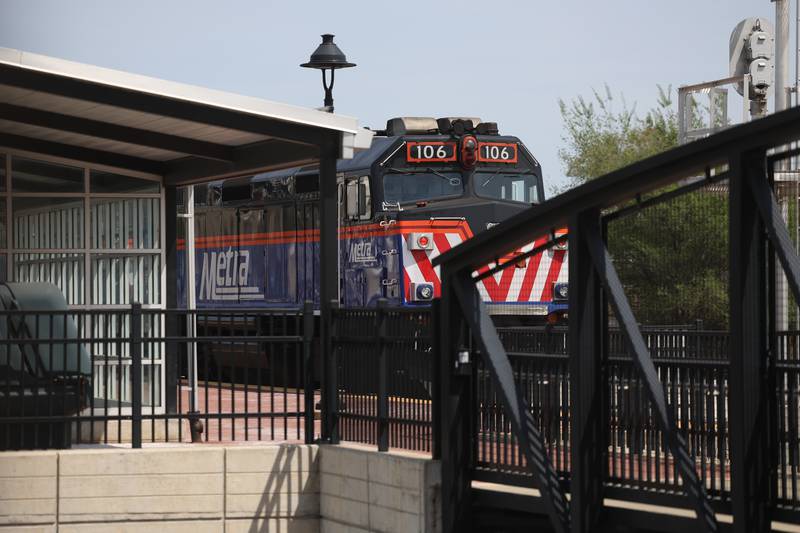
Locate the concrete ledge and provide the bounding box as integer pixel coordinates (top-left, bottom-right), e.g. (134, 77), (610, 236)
(58, 519), (222, 532)
(320, 494), (369, 530)
(0, 451), (57, 526)
(0, 526), (55, 533)
(59, 447), (224, 523)
(227, 493), (320, 519)
(320, 518), (370, 533)
(320, 472), (367, 502)
(226, 517), (319, 533)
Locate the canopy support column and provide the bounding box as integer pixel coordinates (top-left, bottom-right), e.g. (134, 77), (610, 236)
(319, 132), (341, 443)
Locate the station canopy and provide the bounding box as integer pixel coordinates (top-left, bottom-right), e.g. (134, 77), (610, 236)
(0, 47), (373, 185)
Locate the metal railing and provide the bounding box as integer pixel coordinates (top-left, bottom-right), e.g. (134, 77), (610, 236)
(330, 301), (433, 452)
(476, 330), (734, 496)
(431, 104), (800, 533)
(0, 303), (317, 449)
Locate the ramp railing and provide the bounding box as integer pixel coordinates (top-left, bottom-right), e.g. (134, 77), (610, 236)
(432, 105), (800, 533)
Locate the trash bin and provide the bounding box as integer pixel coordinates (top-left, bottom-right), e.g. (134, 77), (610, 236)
(0, 283), (91, 450)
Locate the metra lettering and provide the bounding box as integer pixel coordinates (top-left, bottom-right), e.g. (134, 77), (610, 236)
(349, 241), (375, 263)
(199, 248), (263, 301)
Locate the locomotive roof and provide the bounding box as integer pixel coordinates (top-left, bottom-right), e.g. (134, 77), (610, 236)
(246, 135), (395, 184)
(230, 131), (532, 189)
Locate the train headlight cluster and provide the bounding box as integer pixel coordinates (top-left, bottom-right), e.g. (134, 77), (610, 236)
(553, 282), (568, 301)
(460, 135), (478, 170)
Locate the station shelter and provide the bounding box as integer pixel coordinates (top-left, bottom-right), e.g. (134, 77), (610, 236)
(0, 47), (371, 415)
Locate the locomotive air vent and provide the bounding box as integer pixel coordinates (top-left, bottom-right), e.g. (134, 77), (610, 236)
(476, 122), (499, 135)
(385, 117), (439, 136)
(436, 117), (487, 135)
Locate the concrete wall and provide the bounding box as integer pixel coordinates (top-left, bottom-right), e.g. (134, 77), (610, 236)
(319, 444), (441, 533)
(0, 444), (319, 533)
(0, 443), (439, 533)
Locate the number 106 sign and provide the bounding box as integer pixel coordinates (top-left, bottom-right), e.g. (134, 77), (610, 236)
(406, 142), (457, 163)
(477, 142), (518, 163)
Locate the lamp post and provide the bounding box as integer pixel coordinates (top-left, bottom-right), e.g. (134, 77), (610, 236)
(300, 34), (355, 113)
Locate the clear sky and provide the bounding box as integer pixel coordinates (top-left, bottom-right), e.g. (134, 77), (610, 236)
(0, 0), (785, 195)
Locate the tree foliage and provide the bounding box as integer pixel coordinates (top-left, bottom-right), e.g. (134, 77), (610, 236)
(558, 86), (728, 329)
(558, 85), (677, 187)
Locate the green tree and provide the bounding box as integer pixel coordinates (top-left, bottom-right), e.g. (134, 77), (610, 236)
(558, 86), (728, 329)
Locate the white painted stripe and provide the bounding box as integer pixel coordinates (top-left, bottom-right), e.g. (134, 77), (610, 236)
(529, 249), (553, 302)
(506, 261), (528, 302)
(445, 233), (463, 249)
(427, 235), (447, 282)
(442, 233), (493, 300)
(476, 279), (491, 300)
(402, 242), (426, 285)
(557, 252), (569, 283)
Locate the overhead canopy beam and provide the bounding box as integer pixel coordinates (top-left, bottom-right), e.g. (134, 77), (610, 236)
(0, 64), (332, 147)
(0, 103), (236, 162)
(0, 132), (165, 175)
(164, 139), (319, 186)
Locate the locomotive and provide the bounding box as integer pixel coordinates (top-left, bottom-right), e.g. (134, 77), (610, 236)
(177, 117), (568, 322)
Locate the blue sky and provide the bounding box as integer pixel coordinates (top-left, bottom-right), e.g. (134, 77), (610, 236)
(0, 0), (782, 195)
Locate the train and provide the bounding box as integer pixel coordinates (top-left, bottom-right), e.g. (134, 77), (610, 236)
(177, 116), (568, 322)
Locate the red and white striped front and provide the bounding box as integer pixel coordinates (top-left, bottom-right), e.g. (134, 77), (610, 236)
(401, 230), (568, 304)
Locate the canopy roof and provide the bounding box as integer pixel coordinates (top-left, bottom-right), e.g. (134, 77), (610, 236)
(0, 47), (373, 185)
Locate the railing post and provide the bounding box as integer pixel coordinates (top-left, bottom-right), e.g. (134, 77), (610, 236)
(130, 302), (142, 449)
(729, 150), (774, 532)
(376, 298), (389, 452)
(569, 209), (605, 532)
(438, 267), (473, 533)
(323, 299), (340, 444)
(303, 300), (316, 444)
(431, 298), (442, 459)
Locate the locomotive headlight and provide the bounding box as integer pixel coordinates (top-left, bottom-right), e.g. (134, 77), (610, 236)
(416, 283), (434, 301)
(553, 282), (568, 301)
(409, 232), (433, 250)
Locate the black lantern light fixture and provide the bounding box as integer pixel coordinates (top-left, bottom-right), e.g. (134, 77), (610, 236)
(300, 34), (355, 113)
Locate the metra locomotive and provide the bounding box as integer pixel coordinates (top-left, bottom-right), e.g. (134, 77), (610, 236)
(177, 117), (568, 322)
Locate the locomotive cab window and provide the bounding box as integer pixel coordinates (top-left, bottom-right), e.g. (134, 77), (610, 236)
(383, 170), (463, 205)
(345, 176), (371, 221)
(475, 172), (539, 204)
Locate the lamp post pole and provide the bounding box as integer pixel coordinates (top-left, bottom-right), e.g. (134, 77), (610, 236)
(301, 34), (355, 440)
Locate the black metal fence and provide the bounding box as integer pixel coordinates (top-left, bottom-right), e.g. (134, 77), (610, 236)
(330, 301), (433, 452)
(327, 309), (799, 515)
(473, 327), (800, 515)
(0, 304), (317, 449)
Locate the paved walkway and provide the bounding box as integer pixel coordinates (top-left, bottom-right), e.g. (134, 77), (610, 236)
(179, 382), (320, 444)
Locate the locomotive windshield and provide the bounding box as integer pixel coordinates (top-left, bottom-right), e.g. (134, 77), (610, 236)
(383, 168), (463, 204)
(474, 171), (539, 204)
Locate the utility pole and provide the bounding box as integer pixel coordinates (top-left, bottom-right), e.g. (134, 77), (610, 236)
(775, 0), (790, 331)
(775, 0), (790, 110)
(774, 0), (791, 331)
